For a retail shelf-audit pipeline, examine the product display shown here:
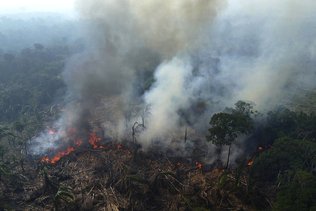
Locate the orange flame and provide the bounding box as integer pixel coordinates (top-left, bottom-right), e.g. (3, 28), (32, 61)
(196, 162), (203, 169)
(89, 132), (102, 149)
(247, 159), (254, 166)
(41, 156), (50, 163)
(41, 146), (75, 164)
(75, 138), (83, 147)
(41, 130), (107, 164)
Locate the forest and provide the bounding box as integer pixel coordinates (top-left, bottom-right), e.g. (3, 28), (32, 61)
(1, 1), (316, 210)
(0, 43), (315, 210)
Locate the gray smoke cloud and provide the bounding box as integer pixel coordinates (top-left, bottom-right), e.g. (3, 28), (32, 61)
(32, 0), (316, 165)
(68, 0), (225, 147)
(210, 0), (316, 110)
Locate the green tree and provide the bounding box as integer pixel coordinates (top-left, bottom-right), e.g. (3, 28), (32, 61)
(207, 101), (254, 168)
(274, 170), (316, 211)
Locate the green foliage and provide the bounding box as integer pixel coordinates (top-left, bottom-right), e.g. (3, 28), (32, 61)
(218, 171), (229, 188)
(207, 113), (236, 145)
(0, 45), (68, 168)
(252, 137), (316, 182)
(207, 101), (254, 146)
(250, 136), (316, 210)
(0, 45), (67, 123)
(207, 101), (255, 168)
(264, 107), (316, 142)
(234, 100), (255, 115)
(274, 170), (316, 211)
(0, 125), (15, 139)
(0, 162), (10, 177)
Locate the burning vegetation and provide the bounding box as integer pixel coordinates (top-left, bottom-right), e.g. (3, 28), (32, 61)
(39, 128), (107, 165)
(41, 147), (75, 165)
(1, 140), (263, 210)
(1, 0), (316, 210)
(88, 132), (103, 149)
(1, 99), (316, 210)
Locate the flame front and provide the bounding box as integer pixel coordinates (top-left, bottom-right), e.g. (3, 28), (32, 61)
(41, 156), (50, 163)
(40, 129), (108, 164)
(89, 132), (103, 149)
(41, 146), (75, 164)
(75, 138), (83, 147)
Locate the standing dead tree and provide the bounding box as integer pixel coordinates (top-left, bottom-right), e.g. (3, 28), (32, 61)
(132, 122), (145, 143)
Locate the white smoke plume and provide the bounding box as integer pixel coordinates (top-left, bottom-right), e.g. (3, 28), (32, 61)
(32, 0), (316, 165)
(140, 58), (192, 147)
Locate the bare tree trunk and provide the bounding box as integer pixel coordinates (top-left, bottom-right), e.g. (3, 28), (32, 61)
(141, 115), (145, 128)
(184, 128), (187, 143)
(225, 145), (232, 169)
(215, 146), (222, 167)
(132, 122), (138, 143)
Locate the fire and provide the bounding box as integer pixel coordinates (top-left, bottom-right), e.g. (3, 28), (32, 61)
(50, 147), (75, 164)
(89, 132), (102, 149)
(75, 138), (83, 147)
(41, 146), (75, 164)
(195, 161), (203, 169)
(40, 129), (119, 164)
(41, 156), (50, 163)
(246, 145), (270, 167)
(247, 159), (254, 166)
(41, 130), (105, 164)
(48, 129), (57, 135)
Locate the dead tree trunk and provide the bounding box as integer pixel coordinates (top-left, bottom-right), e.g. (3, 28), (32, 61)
(225, 145), (232, 169)
(132, 122), (137, 143)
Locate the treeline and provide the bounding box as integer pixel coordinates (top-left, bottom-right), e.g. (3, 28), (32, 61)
(207, 102), (316, 210)
(0, 43), (315, 209)
(250, 108), (316, 210)
(0, 43), (70, 123)
(0, 44), (70, 170)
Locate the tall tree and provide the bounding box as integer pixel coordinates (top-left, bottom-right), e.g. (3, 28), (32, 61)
(207, 101), (254, 168)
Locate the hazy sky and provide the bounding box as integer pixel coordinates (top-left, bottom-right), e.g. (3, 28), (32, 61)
(0, 0), (76, 14)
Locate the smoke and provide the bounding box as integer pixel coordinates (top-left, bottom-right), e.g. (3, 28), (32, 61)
(210, 0), (316, 109)
(65, 0), (225, 145)
(75, 0), (223, 58)
(140, 58), (192, 147)
(32, 0), (316, 165)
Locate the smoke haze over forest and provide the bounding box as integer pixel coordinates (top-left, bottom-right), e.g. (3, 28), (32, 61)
(23, 0), (316, 158)
(1, 1), (316, 210)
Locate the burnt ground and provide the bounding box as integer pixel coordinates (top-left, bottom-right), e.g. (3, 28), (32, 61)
(0, 142), (266, 211)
